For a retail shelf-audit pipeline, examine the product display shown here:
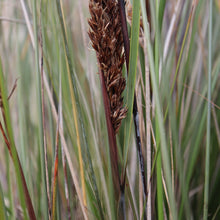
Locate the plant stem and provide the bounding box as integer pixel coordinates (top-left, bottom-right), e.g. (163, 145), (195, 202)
(203, 0), (212, 219)
(118, 0), (147, 197)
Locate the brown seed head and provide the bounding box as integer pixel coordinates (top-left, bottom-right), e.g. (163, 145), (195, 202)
(88, 0), (127, 133)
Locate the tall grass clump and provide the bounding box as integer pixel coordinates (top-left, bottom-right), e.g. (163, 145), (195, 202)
(0, 0), (220, 219)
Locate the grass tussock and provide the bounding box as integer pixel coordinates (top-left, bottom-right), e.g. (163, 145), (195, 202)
(0, 0), (220, 219)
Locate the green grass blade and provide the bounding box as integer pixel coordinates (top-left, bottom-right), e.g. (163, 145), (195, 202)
(55, 1), (104, 219)
(0, 181), (7, 220)
(155, 0), (164, 219)
(159, 0), (166, 31)
(203, 0), (213, 219)
(32, 0), (49, 218)
(55, 0), (87, 215)
(140, 0), (178, 219)
(123, 0), (141, 171)
(164, 2), (195, 121)
(0, 59), (35, 220)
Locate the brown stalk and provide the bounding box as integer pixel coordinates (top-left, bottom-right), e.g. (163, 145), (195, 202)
(98, 64), (120, 192)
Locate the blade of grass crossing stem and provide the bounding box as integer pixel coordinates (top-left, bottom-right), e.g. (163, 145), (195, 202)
(56, 0), (88, 215)
(140, 0), (178, 219)
(0, 59), (36, 220)
(0, 181), (7, 220)
(32, 0), (49, 218)
(123, 0), (141, 171)
(203, 0), (213, 219)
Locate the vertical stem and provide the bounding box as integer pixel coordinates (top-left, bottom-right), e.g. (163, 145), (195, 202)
(32, 0), (49, 218)
(118, 0), (147, 197)
(203, 0), (212, 219)
(98, 64), (120, 195)
(59, 76), (71, 220)
(155, 0), (163, 219)
(40, 17), (51, 217)
(144, 40), (151, 220)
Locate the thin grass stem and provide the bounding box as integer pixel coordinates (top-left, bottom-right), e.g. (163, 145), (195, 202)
(203, 0), (213, 219)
